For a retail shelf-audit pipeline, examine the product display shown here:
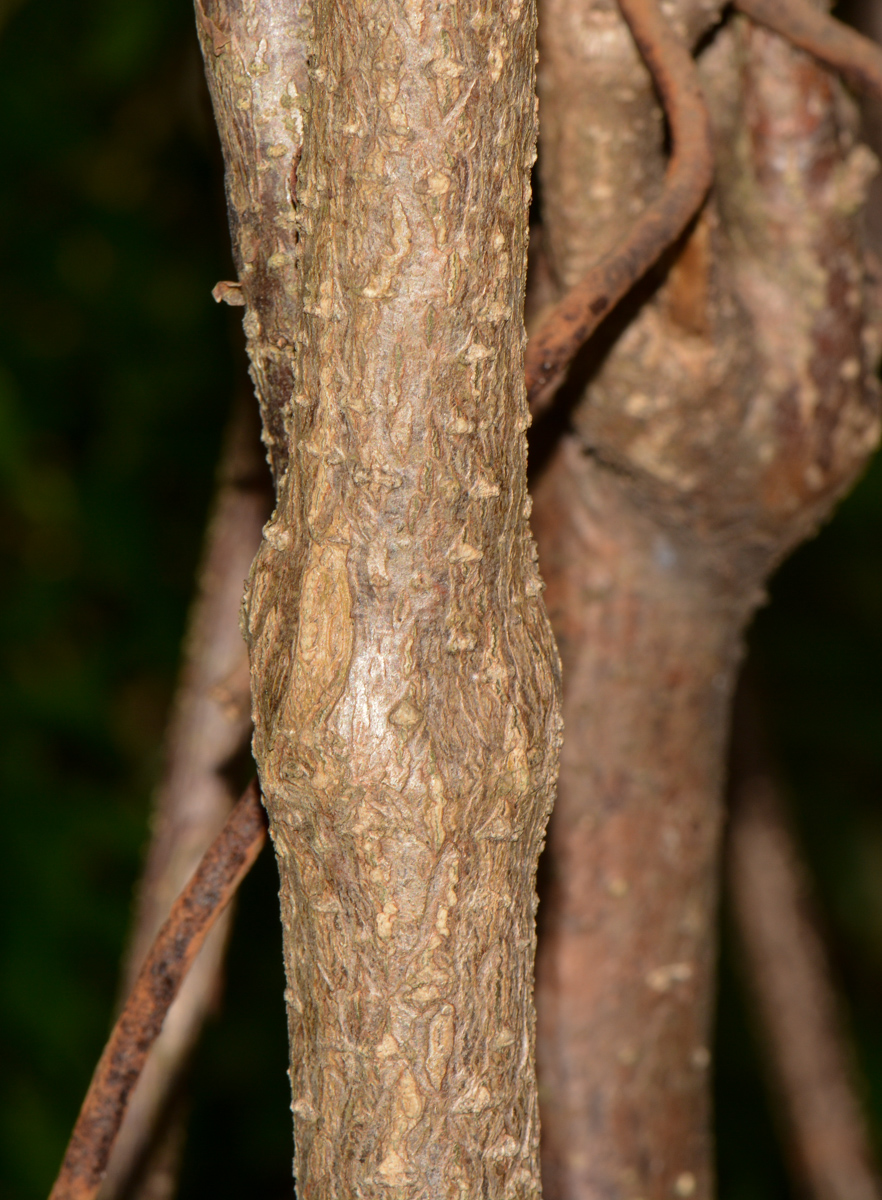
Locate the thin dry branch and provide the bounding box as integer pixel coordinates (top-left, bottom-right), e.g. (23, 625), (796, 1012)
(118, 401), (267, 984)
(733, 0), (882, 101)
(97, 400), (269, 1200)
(48, 783), (268, 1200)
(525, 0), (714, 415)
(728, 760), (882, 1200)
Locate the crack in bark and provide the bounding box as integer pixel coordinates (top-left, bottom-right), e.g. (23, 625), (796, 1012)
(201, 1), (563, 1196)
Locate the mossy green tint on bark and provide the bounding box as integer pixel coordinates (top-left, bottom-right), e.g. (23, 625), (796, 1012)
(197, 1), (562, 1197)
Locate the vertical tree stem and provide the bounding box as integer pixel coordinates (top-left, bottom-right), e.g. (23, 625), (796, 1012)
(532, 448), (741, 1200)
(198, 1), (562, 1196)
(528, 1), (880, 1196)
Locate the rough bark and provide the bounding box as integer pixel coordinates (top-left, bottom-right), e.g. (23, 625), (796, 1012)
(98, 398), (269, 1200)
(197, 2), (562, 1198)
(530, 7), (880, 1199)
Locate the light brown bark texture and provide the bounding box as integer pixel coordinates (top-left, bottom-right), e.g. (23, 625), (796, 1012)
(197, 2), (563, 1198)
(529, 6), (881, 1200)
(99, 400), (269, 1200)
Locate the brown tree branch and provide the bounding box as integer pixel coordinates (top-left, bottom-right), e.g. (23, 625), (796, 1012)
(727, 708), (882, 1200)
(526, 0), (714, 416)
(96, 399), (270, 1200)
(530, 3), (880, 1197)
(117, 400), (267, 986)
(733, 0), (882, 101)
(199, 2), (564, 1196)
(51, 4), (882, 1195)
(48, 783), (268, 1200)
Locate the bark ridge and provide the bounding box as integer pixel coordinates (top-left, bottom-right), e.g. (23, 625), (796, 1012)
(198, 2), (563, 1197)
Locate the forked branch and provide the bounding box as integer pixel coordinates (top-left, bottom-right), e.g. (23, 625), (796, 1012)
(526, 0), (714, 415)
(48, 784), (268, 1200)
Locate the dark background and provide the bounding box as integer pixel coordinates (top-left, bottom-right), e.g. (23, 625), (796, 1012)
(0, 1), (879, 1197)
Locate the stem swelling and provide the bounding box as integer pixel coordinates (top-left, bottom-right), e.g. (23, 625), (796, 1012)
(199, 2), (562, 1196)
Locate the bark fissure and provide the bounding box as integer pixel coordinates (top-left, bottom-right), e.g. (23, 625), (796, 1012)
(199, 2), (562, 1197)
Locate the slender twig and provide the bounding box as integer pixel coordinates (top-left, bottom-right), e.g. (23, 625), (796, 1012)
(733, 0), (882, 102)
(48, 783), (268, 1200)
(97, 398), (269, 1200)
(118, 399), (267, 987)
(728, 691), (882, 1200)
(525, 0), (714, 416)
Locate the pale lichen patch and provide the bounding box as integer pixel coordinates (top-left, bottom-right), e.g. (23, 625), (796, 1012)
(388, 698), (422, 728)
(447, 539), (483, 563)
(645, 962), (694, 993)
(377, 1150), (408, 1185)
(452, 1084), (492, 1114)
(674, 1172), (697, 1197)
(292, 1097), (317, 1122)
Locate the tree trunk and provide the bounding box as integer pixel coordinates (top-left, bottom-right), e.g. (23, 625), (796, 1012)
(197, 2), (562, 1198)
(532, 450), (745, 1200)
(530, 7), (880, 1199)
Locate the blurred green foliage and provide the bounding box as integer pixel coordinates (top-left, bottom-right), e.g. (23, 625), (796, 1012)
(0, 0), (879, 1197)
